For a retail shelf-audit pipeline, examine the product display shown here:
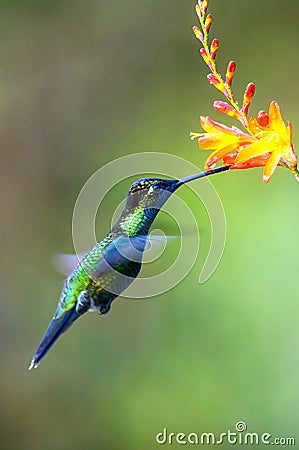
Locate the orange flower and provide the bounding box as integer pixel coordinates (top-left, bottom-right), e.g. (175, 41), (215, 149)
(193, 101), (297, 183)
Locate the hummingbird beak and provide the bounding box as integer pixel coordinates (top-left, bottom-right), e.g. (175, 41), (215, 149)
(178, 165), (229, 186)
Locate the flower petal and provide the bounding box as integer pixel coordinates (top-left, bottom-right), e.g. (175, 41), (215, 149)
(198, 132), (239, 150)
(281, 122), (297, 168)
(200, 116), (254, 142)
(200, 116), (237, 134)
(204, 145), (237, 169)
(228, 154), (270, 170)
(200, 116), (218, 133)
(235, 140), (271, 164)
(268, 101), (286, 134)
(263, 150), (282, 183)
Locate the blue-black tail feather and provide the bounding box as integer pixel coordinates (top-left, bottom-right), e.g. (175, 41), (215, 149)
(28, 306), (79, 370)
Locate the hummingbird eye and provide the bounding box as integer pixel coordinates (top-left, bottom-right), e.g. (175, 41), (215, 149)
(148, 184), (162, 194)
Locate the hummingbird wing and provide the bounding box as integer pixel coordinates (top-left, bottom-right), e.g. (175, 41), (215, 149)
(52, 253), (86, 276)
(53, 235), (178, 276)
(82, 235), (148, 296)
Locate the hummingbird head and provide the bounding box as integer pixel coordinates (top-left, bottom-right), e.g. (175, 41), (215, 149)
(126, 177), (180, 213)
(123, 167), (230, 223)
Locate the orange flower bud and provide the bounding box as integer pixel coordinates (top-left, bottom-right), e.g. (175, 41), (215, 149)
(225, 60), (236, 87)
(210, 38), (218, 59)
(213, 101), (240, 119)
(242, 82), (256, 115)
(200, 48), (211, 66)
(207, 73), (223, 92)
(205, 14), (212, 33)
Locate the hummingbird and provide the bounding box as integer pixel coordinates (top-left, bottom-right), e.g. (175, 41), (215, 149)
(28, 165), (228, 370)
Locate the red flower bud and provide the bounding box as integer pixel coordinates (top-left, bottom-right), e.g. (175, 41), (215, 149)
(210, 38), (219, 59)
(242, 82), (256, 115)
(257, 110), (269, 127)
(225, 60), (236, 87)
(200, 47), (210, 66)
(205, 14), (212, 33)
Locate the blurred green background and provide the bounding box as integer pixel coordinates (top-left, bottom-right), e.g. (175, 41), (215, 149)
(1, 0), (299, 449)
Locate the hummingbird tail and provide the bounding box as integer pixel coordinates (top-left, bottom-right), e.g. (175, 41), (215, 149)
(28, 306), (79, 370)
